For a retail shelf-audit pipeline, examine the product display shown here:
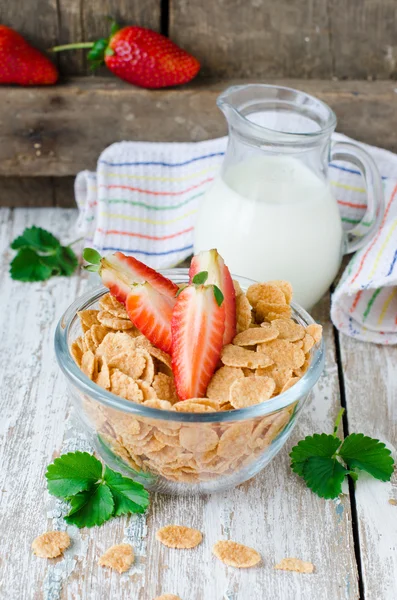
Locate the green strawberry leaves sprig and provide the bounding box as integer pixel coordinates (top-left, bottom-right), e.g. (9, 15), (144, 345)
(10, 226), (78, 282)
(176, 270), (225, 307)
(290, 409), (394, 499)
(46, 451), (149, 528)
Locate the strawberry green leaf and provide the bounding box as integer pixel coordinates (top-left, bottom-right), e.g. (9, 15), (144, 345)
(103, 466), (149, 515)
(213, 285), (224, 307)
(290, 433), (341, 477)
(175, 285), (187, 297)
(65, 483), (114, 528)
(11, 226), (60, 253)
(339, 433), (394, 481)
(10, 248), (53, 282)
(192, 271), (208, 285)
(57, 246), (78, 276)
(302, 456), (348, 499)
(83, 247), (102, 265)
(46, 451), (103, 498)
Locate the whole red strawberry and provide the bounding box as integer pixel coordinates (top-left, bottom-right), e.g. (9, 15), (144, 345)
(52, 22), (200, 89)
(0, 25), (58, 85)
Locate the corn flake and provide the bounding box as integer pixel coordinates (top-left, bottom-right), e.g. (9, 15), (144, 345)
(271, 318), (305, 342)
(99, 293), (129, 319)
(153, 595), (181, 600)
(96, 332), (137, 362)
(78, 309), (100, 332)
(257, 339), (305, 370)
(81, 350), (97, 380)
(247, 282), (286, 308)
(152, 373), (178, 403)
(97, 311), (134, 330)
(212, 540), (261, 568)
(268, 280), (293, 303)
(71, 340), (83, 366)
(217, 423), (253, 458)
(221, 345), (273, 369)
(274, 557), (314, 574)
(110, 369), (144, 402)
(90, 324), (110, 346)
(32, 531), (71, 558)
(179, 426), (219, 453)
(156, 525), (202, 549)
(207, 366), (244, 402)
(229, 376), (276, 408)
(236, 293), (253, 333)
(256, 301), (292, 322)
(173, 401), (216, 413)
(96, 358), (111, 389)
(306, 324), (323, 343)
(233, 324), (279, 346)
(98, 543), (134, 574)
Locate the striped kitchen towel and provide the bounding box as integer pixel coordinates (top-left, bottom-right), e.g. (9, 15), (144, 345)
(75, 134), (397, 345)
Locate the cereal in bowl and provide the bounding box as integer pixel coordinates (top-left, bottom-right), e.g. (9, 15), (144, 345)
(72, 250), (322, 485)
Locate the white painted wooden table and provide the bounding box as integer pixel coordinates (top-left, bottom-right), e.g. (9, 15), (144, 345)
(1, 207), (396, 600)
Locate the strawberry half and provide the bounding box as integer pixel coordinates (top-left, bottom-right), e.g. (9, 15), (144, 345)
(100, 251), (178, 304)
(83, 248), (177, 352)
(171, 273), (225, 400)
(125, 283), (174, 353)
(189, 249), (236, 344)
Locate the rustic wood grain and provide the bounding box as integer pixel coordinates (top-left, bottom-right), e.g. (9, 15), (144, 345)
(170, 0), (397, 79)
(0, 212), (359, 600)
(338, 333), (397, 600)
(328, 0), (397, 80)
(0, 177), (54, 206)
(0, 77), (396, 181)
(170, 0), (333, 79)
(57, 0), (161, 75)
(0, 0), (59, 58)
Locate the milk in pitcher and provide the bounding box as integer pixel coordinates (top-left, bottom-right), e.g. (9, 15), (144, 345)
(194, 155), (343, 309)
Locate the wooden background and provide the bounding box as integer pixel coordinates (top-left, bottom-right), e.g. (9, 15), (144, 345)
(0, 0), (397, 205)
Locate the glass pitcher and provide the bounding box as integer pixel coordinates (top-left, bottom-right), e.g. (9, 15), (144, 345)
(194, 84), (384, 309)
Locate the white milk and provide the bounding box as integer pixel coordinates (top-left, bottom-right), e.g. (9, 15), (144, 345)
(194, 155), (343, 308)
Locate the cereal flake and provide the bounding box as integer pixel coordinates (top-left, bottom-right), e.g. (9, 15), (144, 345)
(229, 376), (276, 408)
(212, 540), (261, 568)
(274, 557), (314, 573)
(221, 345), (273, 369)
(32, 531), (71, 558)
(98, 543), (134, 573)
(156, 525), (202, 549)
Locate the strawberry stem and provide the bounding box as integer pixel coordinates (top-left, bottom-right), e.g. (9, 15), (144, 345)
(50, 42), (95, 53)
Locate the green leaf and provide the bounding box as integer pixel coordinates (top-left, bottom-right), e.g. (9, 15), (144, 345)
(10, 248), (53, 282)
(46, 451), (103, 498)
(302, 456), (348, 499)
(83, 247), (102, 265)
(103, 466), (149, 515)
(175, 285), (187, 297)
(84, 264), (100, 272)
(192, 271), (208, 285)
(57, 246), (78, 276)
(110, 20), (121, 37)
(87, 38), (108, 64)
(290, 433), (341, 477)
(213, 284), (224, 307)
(339, 433), (394, 482)
(11, 226), (60, 253)
(65, 483), (114, 528)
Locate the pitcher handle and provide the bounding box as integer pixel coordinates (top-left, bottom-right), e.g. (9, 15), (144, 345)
(330, 141), (384, 254)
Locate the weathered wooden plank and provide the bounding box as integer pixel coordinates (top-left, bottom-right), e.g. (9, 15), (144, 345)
(57, 0), (161, 75)
(329, 0), (397, 80)
(0, 0), (59, 57)
(170, 0), (397, 79)
(0, 177), (54, 207)
(53, 177), (76, 207)
(339, 333), (397, 600)
(170, 0), (333, 78)
(0, 208), (89, 600)
(0, 77), (395, 179)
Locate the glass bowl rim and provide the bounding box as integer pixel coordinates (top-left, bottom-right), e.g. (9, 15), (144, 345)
(54, 268), (325, 423)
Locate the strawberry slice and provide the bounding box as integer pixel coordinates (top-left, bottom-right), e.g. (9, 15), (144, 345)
(100, 251), (178, 304)
(171, 276), (225, 400)
(125, 283), (175, 353)
(189, 249), (236, 344)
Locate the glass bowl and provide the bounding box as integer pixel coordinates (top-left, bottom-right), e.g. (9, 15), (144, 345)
(55, 269), (324, 495)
